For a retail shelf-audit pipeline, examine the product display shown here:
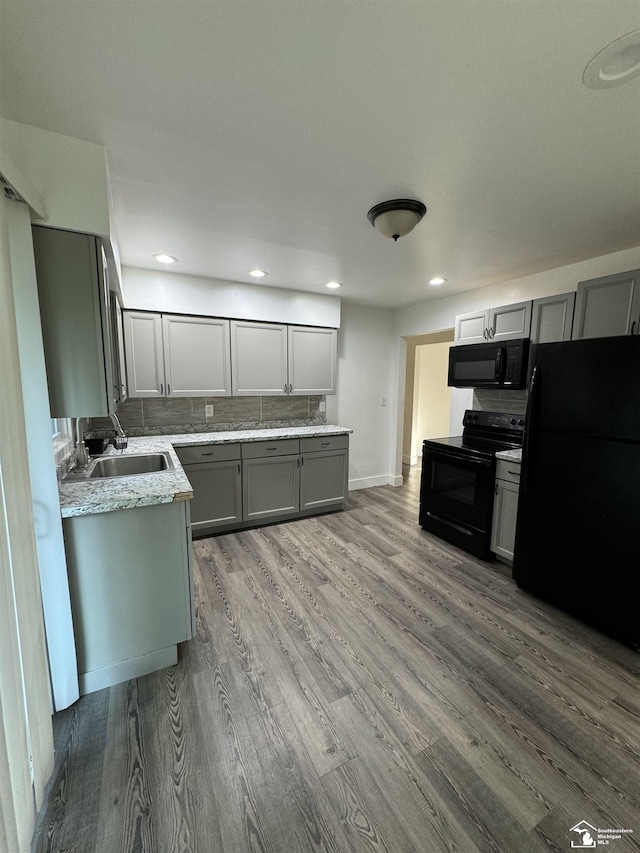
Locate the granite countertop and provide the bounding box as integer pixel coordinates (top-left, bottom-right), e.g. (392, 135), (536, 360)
(495, 448), (522, 463)
(59, 424), (352, 518)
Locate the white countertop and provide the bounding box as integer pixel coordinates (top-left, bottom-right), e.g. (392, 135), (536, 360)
(495, 448), (522, 463)
(59, 424), (352, 518)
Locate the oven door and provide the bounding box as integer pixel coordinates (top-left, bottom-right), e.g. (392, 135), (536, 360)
(419, 444), (495, 558)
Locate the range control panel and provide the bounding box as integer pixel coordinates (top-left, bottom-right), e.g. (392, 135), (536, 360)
(463, 409), (525, 436)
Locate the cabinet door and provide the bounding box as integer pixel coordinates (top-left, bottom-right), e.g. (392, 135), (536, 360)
(488, 301), (532, 342)
(183, 459), (242, 531)
(530, 292), (575, 343)
(114, 298), (128, 403)
(242, 455), (300, 520)
(108, 293), (128, 404)
(163, 315), (231, 396)
(454, 309), (489, 345)
(231, 321), (288, 395)
(123, 311), (165, 397)
(33, 227), (114, 417)
(300, 449), (348, 511)
(490, 479), (520, 563)
(572, 269), (640, 340)
(288, 326), (337, 394)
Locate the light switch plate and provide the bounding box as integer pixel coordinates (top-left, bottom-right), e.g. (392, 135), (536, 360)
(319, 401), (326, 413)
(205, 404), (213, 417)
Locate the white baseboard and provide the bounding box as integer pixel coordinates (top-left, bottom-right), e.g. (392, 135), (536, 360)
(79, 645), (178, 695)
(349, 474), (403, 491)
(402, 454), (419, 466)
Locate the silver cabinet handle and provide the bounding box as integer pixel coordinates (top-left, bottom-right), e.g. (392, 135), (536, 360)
(483, 328), (488, 340)
(238, 462), (241, 474)
(202, 451), (216, 456)
(321, 442), (330, 447)
(289, 384), (292, 393)
(507, 469), (520, 476)
(160, 383), (164, 395)
(167, 384), (171, 395)
(283, 384), (287, 394)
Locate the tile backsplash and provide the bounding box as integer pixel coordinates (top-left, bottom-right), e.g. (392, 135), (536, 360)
(89, 395), (327, 437)
(473, 389), (527, 415)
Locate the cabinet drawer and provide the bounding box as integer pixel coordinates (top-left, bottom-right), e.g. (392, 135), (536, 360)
(241, 438), (300, 459)
(175, 443), (241, 465)
(496, 459), (521, 485)
(300, 434), (349, 453)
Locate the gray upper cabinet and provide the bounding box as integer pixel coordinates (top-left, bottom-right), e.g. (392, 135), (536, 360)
(123, 311), (232, 397)
(123, 311), (165, 397)
(288, 326), (337, 395)
(454, 301), (532, 344)
(231, 320), (288, 395)
(231, 320), (337, 395)
(530, 291), (576, 343)
(454, 309), (489, 345)
(490, 301), (532, 342)
(162, 315), (232, 396)
(32, 225), (115, 418)
(109, 293), (128, 405)
(572, 269), (640, 340)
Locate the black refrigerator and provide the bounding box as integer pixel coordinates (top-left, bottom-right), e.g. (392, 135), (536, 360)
(513, 335), (640, 648)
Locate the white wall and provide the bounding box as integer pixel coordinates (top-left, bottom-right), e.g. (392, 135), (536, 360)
(121, 266), (341, 327)
(0, 195), (54, 853)
(325, 303), (395, 489)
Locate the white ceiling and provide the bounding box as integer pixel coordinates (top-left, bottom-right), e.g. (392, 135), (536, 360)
(1, 1), (639, 309)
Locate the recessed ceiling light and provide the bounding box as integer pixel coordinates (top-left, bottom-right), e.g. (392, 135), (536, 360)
(583, 29), (640, 89)
(249, 269), (268, 278)
(429, 277), (447, 286)
(153, 253), (178, 264)
(326, 281), (342, 289)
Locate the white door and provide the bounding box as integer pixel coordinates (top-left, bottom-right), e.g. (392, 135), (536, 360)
(123, 311), (165, 397)
(230, 320), (288, 395)
(163, 315), (232, 396)
(288, 326), (337, 394)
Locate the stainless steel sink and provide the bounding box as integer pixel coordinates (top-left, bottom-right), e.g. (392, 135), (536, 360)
(87, 452), (174, 479)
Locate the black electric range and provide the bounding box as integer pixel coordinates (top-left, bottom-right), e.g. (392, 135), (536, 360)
(419, 410), (524, 558)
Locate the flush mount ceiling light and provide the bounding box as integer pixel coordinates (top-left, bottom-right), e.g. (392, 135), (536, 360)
(326, 281), (342, 289)
(367, 198), (427, 241)
(153, 253), (178, 264)
(429, 277), (447, 286)
(249, 269), (268, 278)
(583, 29), (640, 89)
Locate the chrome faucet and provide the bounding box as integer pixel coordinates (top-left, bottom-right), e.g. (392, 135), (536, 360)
(109, 413), (128, 451)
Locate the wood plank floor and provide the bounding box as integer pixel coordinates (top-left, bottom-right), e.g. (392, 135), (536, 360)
(33, 468), (640, 852)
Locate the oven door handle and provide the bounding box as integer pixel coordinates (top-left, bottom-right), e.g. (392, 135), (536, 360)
(425, 448), (490, 466)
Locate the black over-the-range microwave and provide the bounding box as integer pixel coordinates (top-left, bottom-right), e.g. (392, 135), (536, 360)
(447, 338), (529, 389)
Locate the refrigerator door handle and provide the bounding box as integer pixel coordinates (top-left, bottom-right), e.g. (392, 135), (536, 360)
(522, 364), (539, 494)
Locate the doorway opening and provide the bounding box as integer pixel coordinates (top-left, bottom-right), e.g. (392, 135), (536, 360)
(402, 330), (455, 467)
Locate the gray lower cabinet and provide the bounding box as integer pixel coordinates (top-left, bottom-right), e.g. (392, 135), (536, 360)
(490, 460), (521, 565)
(572, 269), (640, 339)
(242, 454), (301, 521)
(63, 501), (193, 695)
(530, 291), (576, 343)
(181, 434), (349, 533)
(300, 435), (349, 511)
(175, 444), (242, 532)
